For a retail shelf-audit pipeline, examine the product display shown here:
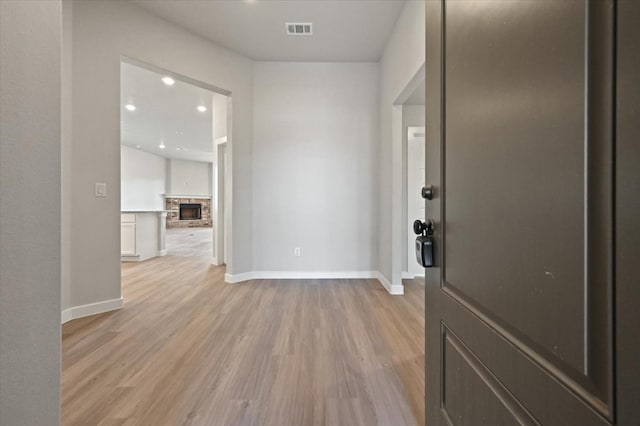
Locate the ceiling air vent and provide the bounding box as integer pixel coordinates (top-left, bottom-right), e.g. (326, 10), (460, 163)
(286, 22), (313, 35)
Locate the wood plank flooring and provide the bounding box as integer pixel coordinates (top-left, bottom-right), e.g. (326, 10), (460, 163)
(165, 227), (213, 257)
(62, 250), (425, 425)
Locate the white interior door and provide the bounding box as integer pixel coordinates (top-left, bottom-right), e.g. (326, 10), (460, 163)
(407, 126), (425, 277)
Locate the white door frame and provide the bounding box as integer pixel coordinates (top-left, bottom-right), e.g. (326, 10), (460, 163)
(212, 94), (233, 270)
(212, 137), (229, 266)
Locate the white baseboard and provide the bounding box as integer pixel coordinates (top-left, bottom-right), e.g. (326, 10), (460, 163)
(157, 250), (167, 256)
(375, 272), (405, 295)
(121, 255), (141, 262)
(224, 270), (377, 283)
(61, 308), (72, 324)
(255, 271), (378, 280)
(61, 298), (123, 324)
(224, 271), (254, 283)
(225, 270), (378, 282)
(224, 270), (404, 295)
(402, 272), (425, 280)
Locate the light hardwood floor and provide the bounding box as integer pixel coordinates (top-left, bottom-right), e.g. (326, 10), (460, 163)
(165, 227), (213, 257)
(62, 242), (425, 425)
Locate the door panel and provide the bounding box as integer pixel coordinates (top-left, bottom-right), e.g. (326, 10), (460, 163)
(615, 1), (640, 423)
(438, 301), (610, 426)
(445, 0), (587, 374)
(442, 325), (536, 426)
(425, 1), (616, 424)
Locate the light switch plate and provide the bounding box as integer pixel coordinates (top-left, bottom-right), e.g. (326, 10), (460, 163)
(95, 182), (107, 197)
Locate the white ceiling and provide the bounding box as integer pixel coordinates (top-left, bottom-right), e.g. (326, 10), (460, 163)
(133, 0), (406, 62)
(121, 62), (227, 163)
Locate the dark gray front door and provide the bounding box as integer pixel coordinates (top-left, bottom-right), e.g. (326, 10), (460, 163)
(423, 1), (634, 424)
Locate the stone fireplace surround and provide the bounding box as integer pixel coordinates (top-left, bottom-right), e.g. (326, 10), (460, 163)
(165, 196), (212, 228)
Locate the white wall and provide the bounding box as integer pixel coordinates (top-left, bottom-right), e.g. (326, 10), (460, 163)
(378, 0), (426, 284)
(252, 62), (379, 273)
(121, 146), (167, 210)
(168, 159), (212, 196)
(67, 0), (253, 309)
(66, 0), (423, 304)
(0, 1), (62, 424)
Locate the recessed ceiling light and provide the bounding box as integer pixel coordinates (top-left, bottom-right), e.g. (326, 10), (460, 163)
(135, 145), (141, 149)
(125, 104), (136, 111)
(175, 147), (182, 151)
(159, 143), (166, 149)
(197, 105), (207, 112)
(162, 77), (175, 86)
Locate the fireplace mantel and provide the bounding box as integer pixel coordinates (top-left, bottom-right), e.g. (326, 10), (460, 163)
(122, 210), (168, 213)
(163, 194), (212, 199)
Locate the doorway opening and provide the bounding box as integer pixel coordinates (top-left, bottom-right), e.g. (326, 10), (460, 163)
(406, 126), (425, 278)
(119, 57), (232, 282)
(390, 63), (426, 290)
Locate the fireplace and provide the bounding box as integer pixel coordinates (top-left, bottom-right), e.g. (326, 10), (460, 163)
(179, 203), (202, 220)
(166, 197), (211, 228)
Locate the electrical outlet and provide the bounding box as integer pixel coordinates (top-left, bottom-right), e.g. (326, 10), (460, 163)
(294, 247), (301, 257)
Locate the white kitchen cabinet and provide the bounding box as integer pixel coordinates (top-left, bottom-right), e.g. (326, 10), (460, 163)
(121, 222), (136, 256)
(120, 211), (167, 261)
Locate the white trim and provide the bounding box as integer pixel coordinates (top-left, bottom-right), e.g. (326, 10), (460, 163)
(215, 136), (227, 145)
(122, 56), (231, 97)
(225, 271), (377, 283)
(163, 194), (212, 199)
(393, 62), (426, 105)
(61, 308), (72, 324)
(61, 298), (123, 324)
(157, 249), (167, 257)
(251, 271), (378, 280)
(376, 271), (405, 295)
(121, 255), (142, 262)
(223, 270), (405, 295)
(214, 142), (230, 271)
(402, 271), (425, 280)
(224, 271), (254, 283)
(390, 104), (405, 290)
